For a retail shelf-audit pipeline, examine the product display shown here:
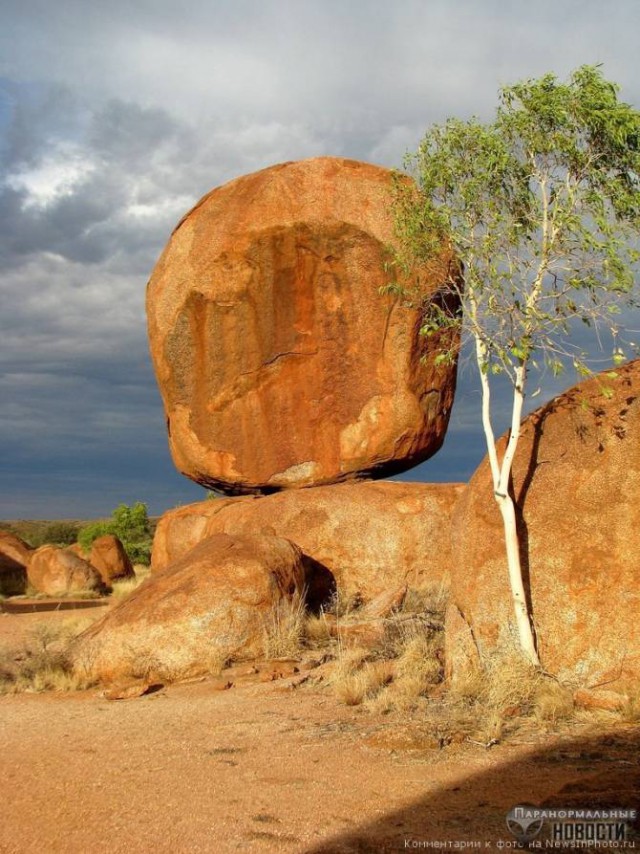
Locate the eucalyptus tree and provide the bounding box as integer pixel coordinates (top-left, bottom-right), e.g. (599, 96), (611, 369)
(390, 66), (640, 666)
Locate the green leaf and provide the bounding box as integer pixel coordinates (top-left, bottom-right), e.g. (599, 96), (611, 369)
(391, 62), (639, 483)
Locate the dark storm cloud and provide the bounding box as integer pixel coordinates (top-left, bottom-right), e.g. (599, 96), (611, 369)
(4, 0), (638, 117)
(1, 92), (193, 263)
(0, 80), (85, 170)
(0, 0), (639, 516)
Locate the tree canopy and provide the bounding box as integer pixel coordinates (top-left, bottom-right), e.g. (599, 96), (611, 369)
(393, 65), (640, 384)
(390, 65), (640, 666)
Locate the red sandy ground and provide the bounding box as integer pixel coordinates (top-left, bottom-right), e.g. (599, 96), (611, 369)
(0, 609), (638, 854)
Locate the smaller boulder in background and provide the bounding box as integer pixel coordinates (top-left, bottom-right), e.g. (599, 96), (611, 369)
(89, 534), (135, 585)
(27, 545), (107, 597)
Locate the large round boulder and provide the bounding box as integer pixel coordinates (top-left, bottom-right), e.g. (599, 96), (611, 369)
(71, 532), (306, 684)
(0, 531), (32, 596)
(151, 481), (465, 603)
(147, 156), (460, 494)
(447, 360), (640, 695)
(89, 535), (135, 585)
(27, 546), (106, 597)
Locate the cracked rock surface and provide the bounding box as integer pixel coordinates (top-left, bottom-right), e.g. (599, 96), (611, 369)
(147, 156), (460, 493)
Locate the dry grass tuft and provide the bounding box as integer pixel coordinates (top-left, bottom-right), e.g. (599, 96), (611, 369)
(323, 589), (364, 620)
(262, 593), (307, 659)
(132, 563), (151, 581)
(332, 647), (393, 706)
(110, 576), (143, 603)
(444, 634), (577, 741)
(304, 612), (334, 645)
(109, 565), (150, 604)
(0, 619), (97, 694)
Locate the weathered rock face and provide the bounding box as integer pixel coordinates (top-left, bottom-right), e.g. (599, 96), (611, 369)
(147, 157), (460, 494)
(89, 535), (135, 585)
(66, 543), (87, 558)
(27, 546), (106, 597)
(72, 533), (306, 684)
(0, 531), (32, 595)
(447, 360), (640, 694)
(152, 481), (465, 602)
(151, 497), (238, 572)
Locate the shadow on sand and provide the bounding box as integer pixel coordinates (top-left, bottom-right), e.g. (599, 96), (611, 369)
(306, 727), (640, 853)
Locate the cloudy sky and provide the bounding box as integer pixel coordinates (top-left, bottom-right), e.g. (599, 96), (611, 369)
(1, 0), (638, 519)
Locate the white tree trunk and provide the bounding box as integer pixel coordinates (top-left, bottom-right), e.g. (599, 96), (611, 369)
(495, 492), (540, 667)
(477, 354), (541, 668)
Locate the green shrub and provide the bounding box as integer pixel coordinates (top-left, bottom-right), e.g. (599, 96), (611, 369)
(77, 522), (112, 553)
(125, 541), (152, 565)
(111, 502), (151, 542)
(35, 522), (80, 547)
(78, 502), (153, 566)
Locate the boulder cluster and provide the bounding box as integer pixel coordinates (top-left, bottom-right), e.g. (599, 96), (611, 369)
(0, 533), (134, 598)
(71, 156), (638, 701)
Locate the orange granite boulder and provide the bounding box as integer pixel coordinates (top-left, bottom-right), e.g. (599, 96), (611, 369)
(147, 156), (460, 494)
(447, 360), (640, 696)
(71, 533), (306, 684)
(89, 534), (135, 585)
(27, 545), (106, 596)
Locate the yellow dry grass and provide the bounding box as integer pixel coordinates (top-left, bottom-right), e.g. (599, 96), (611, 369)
(262, 593), (308, 659)
(304, 612), (334, 645)
(332, 647), (394, 706)
(0, 619), (98, 695)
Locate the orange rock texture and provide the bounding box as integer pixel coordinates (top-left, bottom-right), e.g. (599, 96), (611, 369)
(447, 360), (640, 694)
(72, 533), (306, 684)
(151, 481), (465, 602)
(89, 535), (135, 585)
(147, 157), (460, 494)
(27, 546), (106, 597)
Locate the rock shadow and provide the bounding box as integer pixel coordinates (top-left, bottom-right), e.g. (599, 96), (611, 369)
(305, 728), (640, 852)
(301, 556), (337, 614)
(0, 557), (27, 597)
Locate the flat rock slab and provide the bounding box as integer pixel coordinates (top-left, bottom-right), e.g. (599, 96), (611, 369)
(147, 156), (460, 493)
(151, 480), (466, 602)
(1, 598), (109, 614)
